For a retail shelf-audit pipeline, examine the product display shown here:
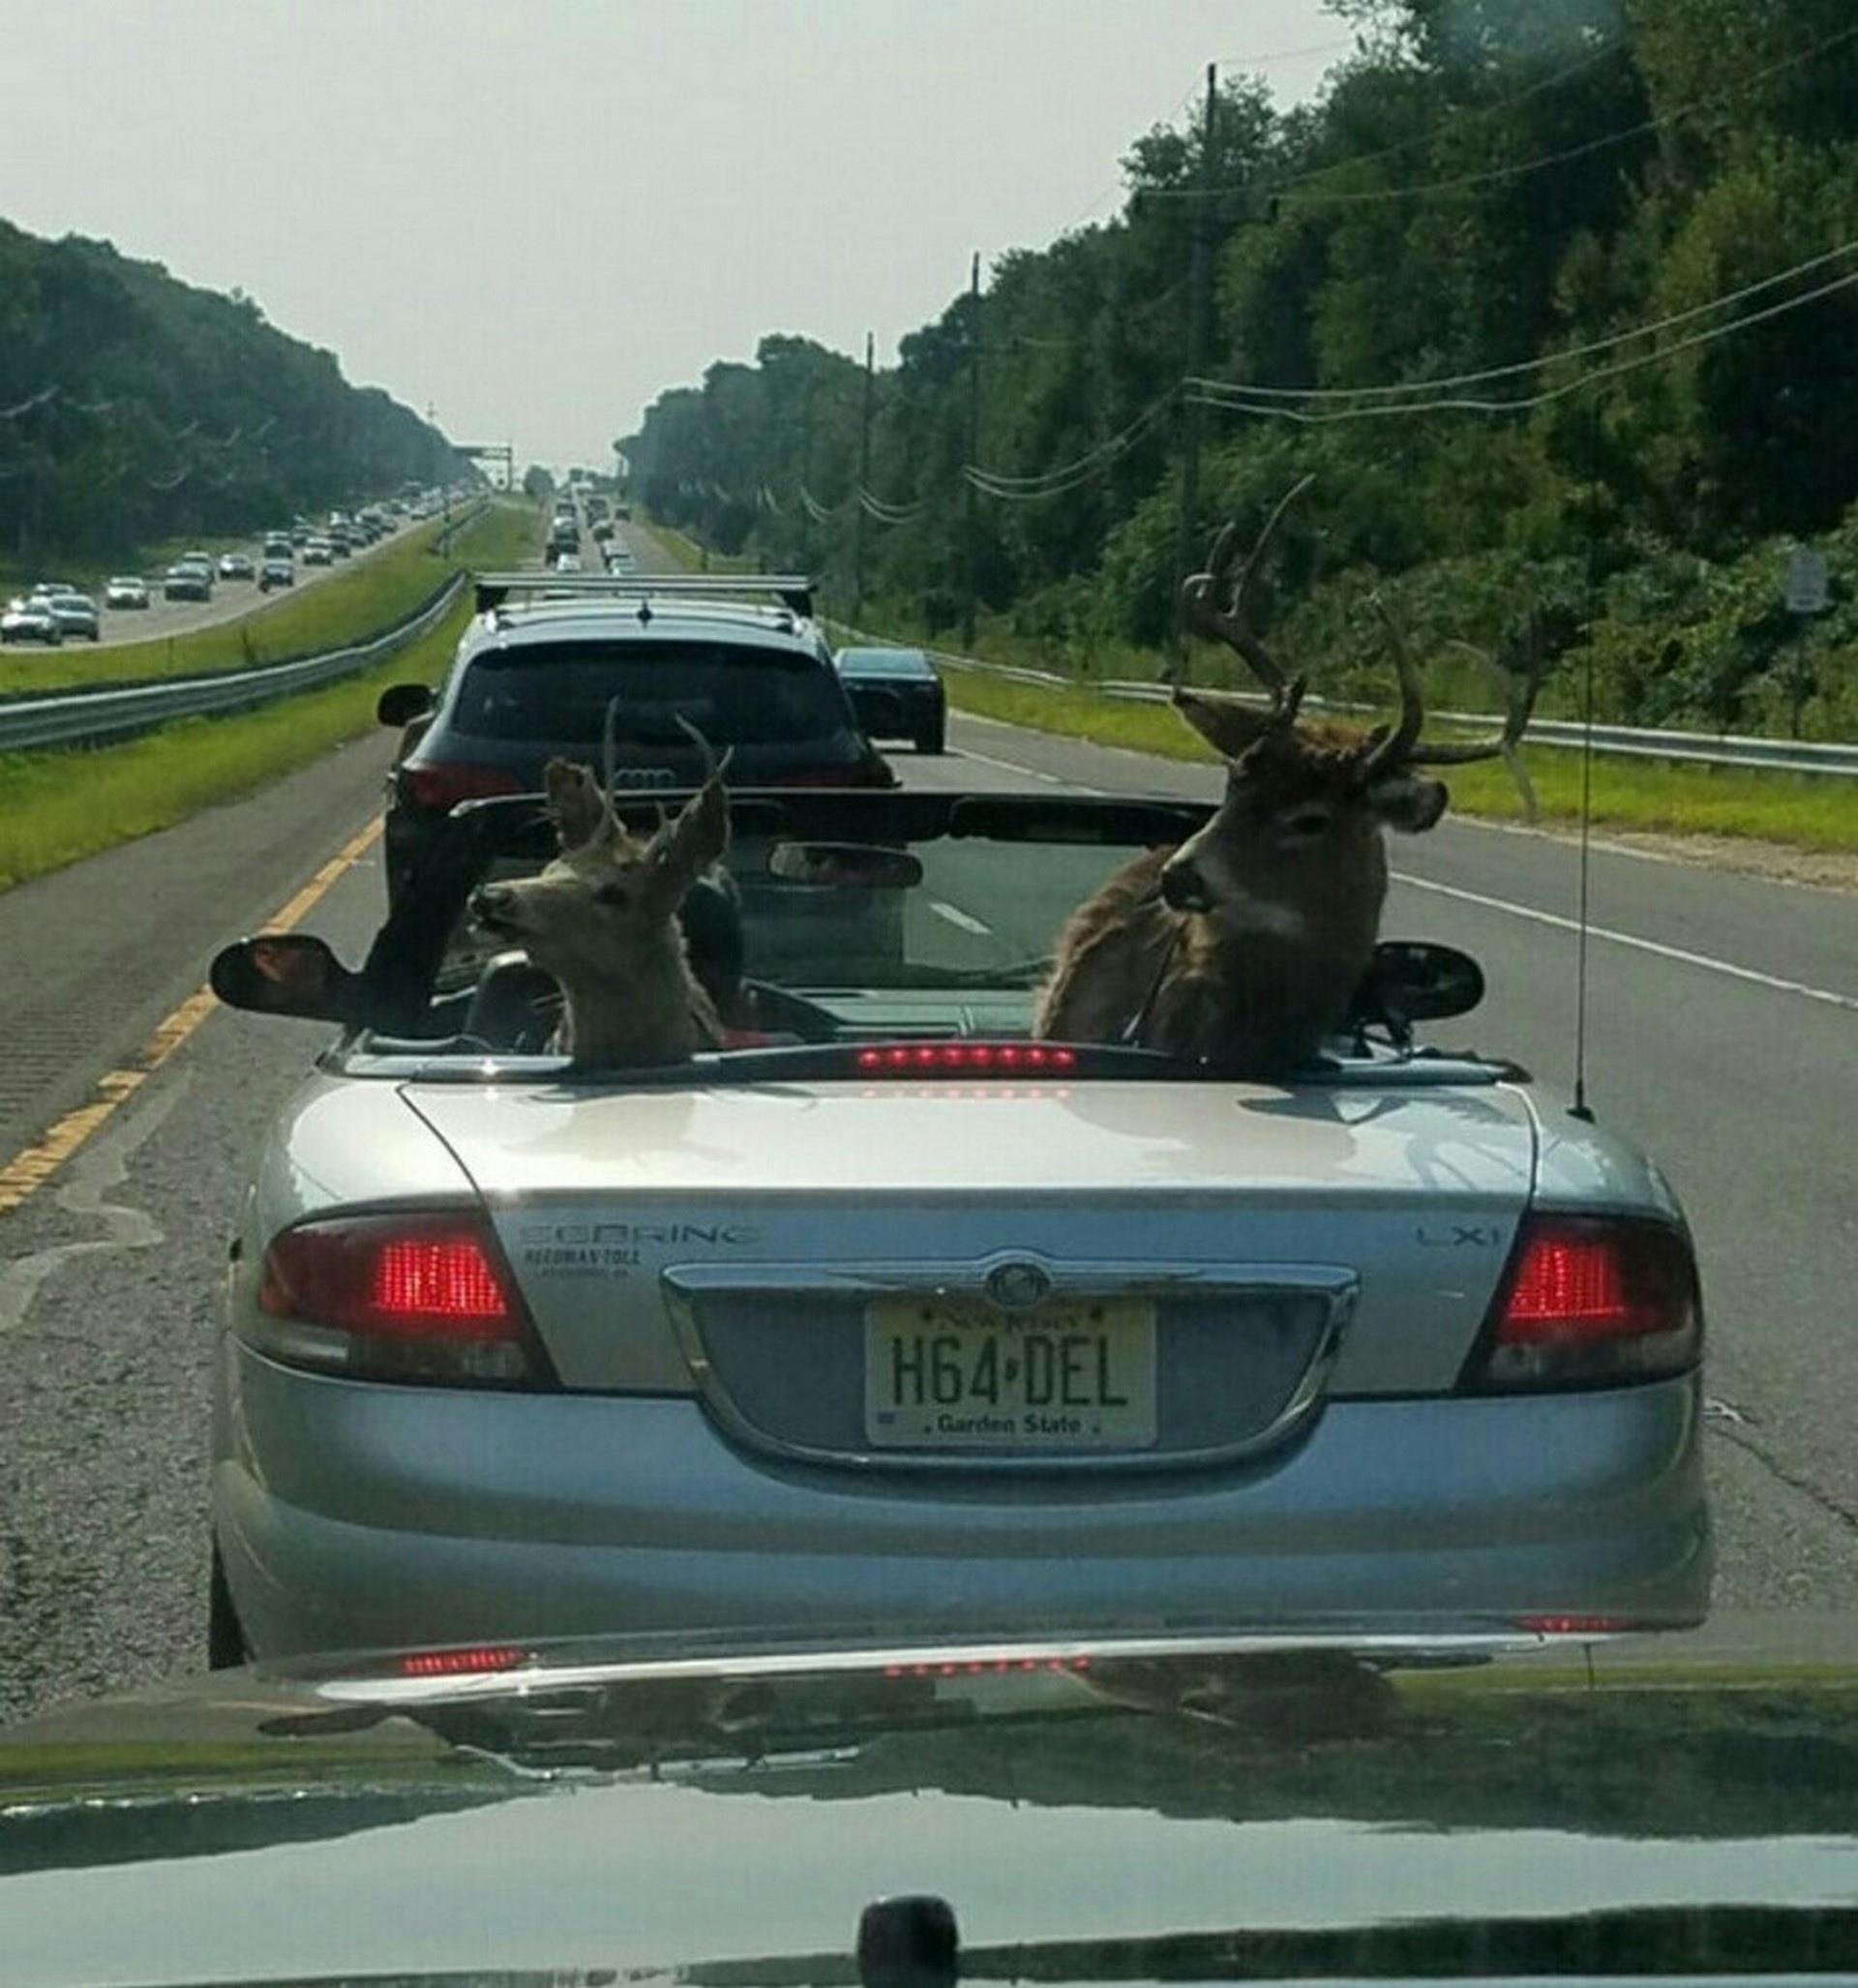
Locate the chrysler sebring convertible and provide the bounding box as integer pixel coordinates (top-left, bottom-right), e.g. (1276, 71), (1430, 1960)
(203, 786), (1709, 1665)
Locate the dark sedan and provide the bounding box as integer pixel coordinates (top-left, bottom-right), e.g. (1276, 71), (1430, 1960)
(836, 643), (946, 753)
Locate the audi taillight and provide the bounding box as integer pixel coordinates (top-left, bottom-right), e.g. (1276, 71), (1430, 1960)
(251, 1214), (543, 1385)
(400, 764), (524, 812)
(1465, 1215), (1699, 1392)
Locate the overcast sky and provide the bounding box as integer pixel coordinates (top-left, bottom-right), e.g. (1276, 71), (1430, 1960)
(4, 1), (1350, 469)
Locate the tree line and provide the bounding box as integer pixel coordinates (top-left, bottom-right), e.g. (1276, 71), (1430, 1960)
(0, 220), (466, 564)
(622, 0), (1858, 738)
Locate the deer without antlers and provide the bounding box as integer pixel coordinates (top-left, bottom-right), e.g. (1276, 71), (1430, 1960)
(1034, 486), (1543, 1076)
(467, 722), (735, 1068)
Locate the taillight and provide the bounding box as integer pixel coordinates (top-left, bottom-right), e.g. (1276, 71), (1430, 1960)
(250, 1213), (543, 1385)
(400, 764), (524, 811)
(1466, 1216), (1699, 1392)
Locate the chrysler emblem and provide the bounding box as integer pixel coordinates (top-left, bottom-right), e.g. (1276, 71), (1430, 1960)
(985, 1260), (1052, 1310)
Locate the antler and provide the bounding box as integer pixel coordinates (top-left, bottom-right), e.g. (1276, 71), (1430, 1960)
(674, 710), (735, 784)
(1179, 474), (1313, 721)
(1359, 595), (1425, 782)
(1357, 599), (1547, 819)
(1407, 604), (1546, 767)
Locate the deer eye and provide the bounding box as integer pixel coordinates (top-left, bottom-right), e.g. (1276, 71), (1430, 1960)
(1281, 808), (1333, 840)
(594, 880), (631, 909)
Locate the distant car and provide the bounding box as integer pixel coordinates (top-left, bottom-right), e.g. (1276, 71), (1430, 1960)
(43, 591), (101, 642)
(554, 553), (583, 574)
(164, 564), (214, 602)
(217, 552), (255, 581)
(835, 645), (946, 754)
(1, 596), (63, 645)
(591, 519), (614, 542)
(259, 557), (295, 592)
(104, 576), (150, 611)
(262, 537), (293, 562)
(302, 539), (333, 566)
(289, 525), (310, 548)
(181, 549), (213, 570)
(30, 577), (78, 599)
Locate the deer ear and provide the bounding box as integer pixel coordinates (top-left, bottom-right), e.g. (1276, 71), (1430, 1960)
(1366, 772), (1448, 834)
(1172, 684), (1282, 759)
(544, 760), (614, 851)
(649, 772), (730, 886)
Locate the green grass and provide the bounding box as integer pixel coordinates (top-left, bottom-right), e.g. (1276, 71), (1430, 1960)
(940, 668), (1858, 854)
(0, 594), (472, 893)
(1, 499), (535, 695)
(635, 516), (755, 573)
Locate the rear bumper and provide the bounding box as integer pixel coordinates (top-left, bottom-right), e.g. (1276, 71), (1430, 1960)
(215, 1341), (1711, 1660)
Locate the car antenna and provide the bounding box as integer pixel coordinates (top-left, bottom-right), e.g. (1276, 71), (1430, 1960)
(1569, 395), (1602, 1125)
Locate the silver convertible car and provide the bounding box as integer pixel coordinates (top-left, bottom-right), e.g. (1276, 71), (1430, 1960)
(206, 787), (1710, 1664)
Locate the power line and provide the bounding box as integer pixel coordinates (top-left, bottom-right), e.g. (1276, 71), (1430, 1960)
(1143, 20), (1858, 208)
(1188, 236), (1858, 404)
(963, 387), (1176, 497)
(1187, 258), (1858, 423)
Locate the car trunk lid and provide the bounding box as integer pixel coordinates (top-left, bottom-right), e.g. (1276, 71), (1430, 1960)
(405, 1078), (1535, 1460)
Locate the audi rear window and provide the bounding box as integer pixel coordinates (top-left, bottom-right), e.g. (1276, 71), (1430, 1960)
(451, 640), (847, 745)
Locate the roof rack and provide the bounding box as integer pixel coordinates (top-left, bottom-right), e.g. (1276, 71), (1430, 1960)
(473, 571), (814, 617)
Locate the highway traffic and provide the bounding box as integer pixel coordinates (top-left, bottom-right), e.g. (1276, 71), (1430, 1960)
(0, 501), (445, 658)
(0, 516), (1852, 1724)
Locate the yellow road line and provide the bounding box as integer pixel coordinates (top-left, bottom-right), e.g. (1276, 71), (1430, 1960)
(0, 817), (383, 1217)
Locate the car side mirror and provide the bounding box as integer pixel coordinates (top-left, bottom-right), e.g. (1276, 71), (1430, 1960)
(210, 934), (359, 1022)
(1363, 941), (1485, 1024)
(377, 682), (435, 728)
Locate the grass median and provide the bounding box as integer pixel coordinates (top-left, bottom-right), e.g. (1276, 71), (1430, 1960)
(941, 668), (1858, 855)
(0, 593), (472, 893)
(2, 499), (534, 696)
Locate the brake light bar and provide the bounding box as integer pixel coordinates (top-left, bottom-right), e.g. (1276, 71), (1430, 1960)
(854, 1043), (1077, 1073)
(399, 1645), (527, 1678)
(1467, 1215), (1699, 1392)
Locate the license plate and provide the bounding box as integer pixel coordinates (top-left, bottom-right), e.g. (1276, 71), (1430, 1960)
(863, 1297), (1156, 1451)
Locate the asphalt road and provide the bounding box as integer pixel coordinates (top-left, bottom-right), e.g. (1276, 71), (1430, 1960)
(4, 511), (432, 659)
(1, 531), (1853, 1725)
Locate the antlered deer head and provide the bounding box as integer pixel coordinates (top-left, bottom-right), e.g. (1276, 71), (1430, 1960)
(1034, 481), (1542, 1075)
(468, 722), (734, 1067)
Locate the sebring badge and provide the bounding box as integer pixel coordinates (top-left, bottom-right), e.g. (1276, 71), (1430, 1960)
(985, 1259), (1053, 1310)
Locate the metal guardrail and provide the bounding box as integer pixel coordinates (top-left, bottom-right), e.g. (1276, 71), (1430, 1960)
(0, 570), (466, 754)
(828, 620), (1858, 780)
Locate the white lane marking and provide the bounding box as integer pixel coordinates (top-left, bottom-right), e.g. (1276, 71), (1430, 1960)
(931, 900), (993, 937)
(1391, 871), (1858, 1013)
(950, 742), (1071, 786)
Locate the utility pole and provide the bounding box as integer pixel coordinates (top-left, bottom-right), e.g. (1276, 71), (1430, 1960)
(962, 250), (981, 649)
(854, 330), (875, 618)
(1171, 62), (1218, 674)
(799, 372), (817, 575)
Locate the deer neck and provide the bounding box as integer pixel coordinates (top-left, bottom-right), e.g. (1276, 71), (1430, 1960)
(556, 939), (717, 1067)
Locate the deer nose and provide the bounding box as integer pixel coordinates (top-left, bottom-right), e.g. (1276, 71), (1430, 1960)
(1159, 858), (1211, 914)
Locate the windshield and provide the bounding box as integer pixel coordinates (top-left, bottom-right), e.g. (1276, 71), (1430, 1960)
(450, 640), (849, 745)
(435, 821), (1122, 1010)
(840, 648), (932, 678)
